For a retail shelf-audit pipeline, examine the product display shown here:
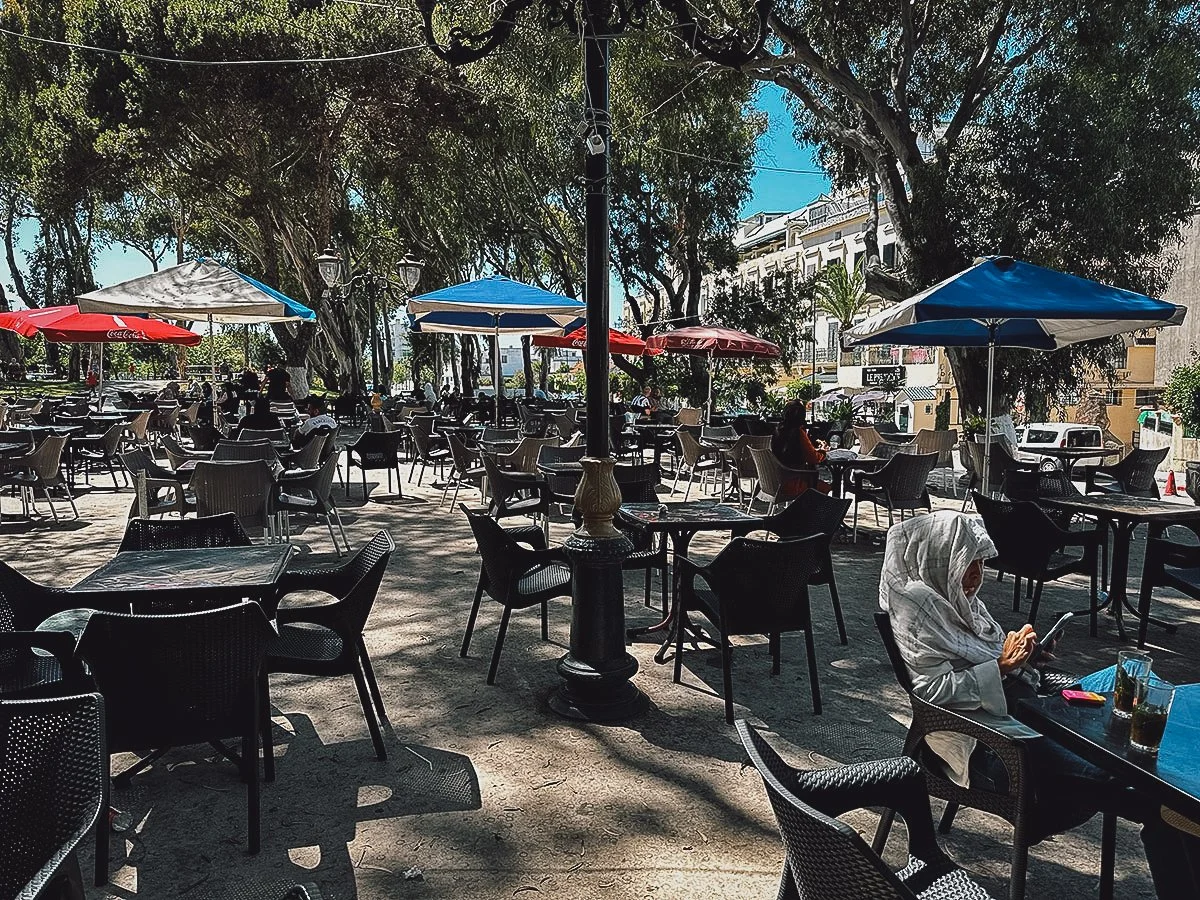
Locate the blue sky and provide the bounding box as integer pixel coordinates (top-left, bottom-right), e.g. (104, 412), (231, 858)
(31, 83), (827, 290)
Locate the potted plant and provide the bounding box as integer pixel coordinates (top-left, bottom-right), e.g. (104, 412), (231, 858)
(1161, 352), (1200, 503)
(826, 400), (854, 447)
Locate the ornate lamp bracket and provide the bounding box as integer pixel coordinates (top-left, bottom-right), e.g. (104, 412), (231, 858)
(658, 0), (772, 68)
(417, 0), (536, 65)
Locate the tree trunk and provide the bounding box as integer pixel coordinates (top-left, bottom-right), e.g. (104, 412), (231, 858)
(538, 347), (549, 393)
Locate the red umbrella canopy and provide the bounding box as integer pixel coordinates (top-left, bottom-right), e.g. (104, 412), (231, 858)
(645, 325), (780, 359)
(532, 325), (660, 356)
(0, 304), (200, 345)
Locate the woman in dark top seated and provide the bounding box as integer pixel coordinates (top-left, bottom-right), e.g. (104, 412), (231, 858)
(771, 399), (830, 498)
(234, 397), (283, 437)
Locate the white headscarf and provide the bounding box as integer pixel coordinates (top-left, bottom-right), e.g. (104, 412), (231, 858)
(880, 511), (1005, 678)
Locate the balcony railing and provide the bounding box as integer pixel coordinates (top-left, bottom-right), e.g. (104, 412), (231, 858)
(844, 347), (938, 367)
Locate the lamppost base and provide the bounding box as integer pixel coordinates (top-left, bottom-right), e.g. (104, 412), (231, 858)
(549, 652), (647, 722)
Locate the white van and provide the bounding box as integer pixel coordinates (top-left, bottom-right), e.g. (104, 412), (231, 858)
(1016, 422), (1105, 469)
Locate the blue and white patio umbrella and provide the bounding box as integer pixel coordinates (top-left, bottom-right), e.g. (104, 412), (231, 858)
(844, 256), (1186, 492)
(408, 275), (584, 416)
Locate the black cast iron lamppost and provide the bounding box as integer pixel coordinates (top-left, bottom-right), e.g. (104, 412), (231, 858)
(417, 0), (770, 721)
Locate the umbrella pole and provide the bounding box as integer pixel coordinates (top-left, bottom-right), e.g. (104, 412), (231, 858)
(209, 314), (216, 381)
(706, 350), (714, 424)
(493, 316), (501, 424)
(97, 342), (104, 410)
(982, 336), (996, 496)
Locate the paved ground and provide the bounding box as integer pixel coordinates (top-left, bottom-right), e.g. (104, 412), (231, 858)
(6, 438), (1198, 900)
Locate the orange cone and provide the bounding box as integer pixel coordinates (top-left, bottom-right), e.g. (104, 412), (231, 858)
(1165, 469), (1178, 496)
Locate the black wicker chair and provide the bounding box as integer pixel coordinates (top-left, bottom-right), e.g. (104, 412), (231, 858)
(972, 492), (1103, 633)
(408, 424), (451, 486)
(264, 531), (394, 772)
(78, 602), (275, 881)
(280, 886), (324, 900)
(537, 444), (587, 507)
(1080, 445), (1169, 498)
(74, 421), (129, 490)
(344, 430), (403, 500)
(118, 512), (252, 552)
(1137, 521), (1200, 648)
(119, 448), (194, 519)
(0, 692), (107, 900)
(277, 454), (349, 556)
(613, 462), (670, 614)
(736, 720), (996, 900)
(0, 630), (91, 700)
(873, 613), (1089, 900)
(460, 506), (572, 685)
(676, 535), (825, 721)
(441, 433), (486, 507)
(848, 452), (938, 541)
(733, 489), (852, 645)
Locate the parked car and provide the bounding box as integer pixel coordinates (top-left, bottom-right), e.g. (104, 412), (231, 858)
(1016, 422), (1105, 469)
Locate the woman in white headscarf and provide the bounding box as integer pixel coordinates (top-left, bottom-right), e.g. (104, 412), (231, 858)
(881, 511), (1200, 898)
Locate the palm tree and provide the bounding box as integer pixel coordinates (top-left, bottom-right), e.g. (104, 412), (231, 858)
(814, 260), (869, 331)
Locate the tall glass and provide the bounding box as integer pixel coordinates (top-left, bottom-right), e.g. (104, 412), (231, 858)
(1130, 678), (1175, 755)
(1113, 650), (1152, 718)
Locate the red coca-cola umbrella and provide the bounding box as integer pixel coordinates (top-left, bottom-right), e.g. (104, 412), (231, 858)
(532, 325), (660, 356)
(645, 326), (781, 419)
(0, 304), (200, 395)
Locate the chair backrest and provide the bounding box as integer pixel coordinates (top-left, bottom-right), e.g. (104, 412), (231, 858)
(350, 429), (401, 467)
(238, 427), (286, 444)
(873, 612), (917, 694)
(126, 409), (151, 441)
(675, 407), (702, 426)
(873, 452), (938, 503)
(506, 436), (559, 473)
(447, 433), (478, 473)
(749, 446), (784, 498)
(965, 440), (1011, 490)
(913, 428), (957, 465)
(1112, 445), (1170, 495)
(675, 428), (709, 468)
(0, 692), (107, 900)
(118, 513), (252, 552)
(410, 423), (440, 459)
(306, 451), (342, 503)
(411, 414), (438, 436)
(764, 489), (852, 542)
(972, 491), (1066, 569)
(853, 424), (882, 455)
(76, 603), (273, 751)
(613, 462), (660, 502)
(481, 426), (520, 443)
(537, 444), (587, 466)
(737, 721), (924, 900)
(288, 432), (326, 471)
(190, 459), (277, 529)
(318, 531), (394, 638)
(701, 425), (736, 441)
(118, 448), (175, 482)
(704, 536), (824, 635)
(214, 438), (280, 465)
(729, 434), (772, 477)
(27, 434), (67, 481)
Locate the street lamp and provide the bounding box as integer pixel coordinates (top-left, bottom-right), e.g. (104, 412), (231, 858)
(316, 247), (343, 291)
(417, 0), (770, 722)
(395, 255), (424, 294)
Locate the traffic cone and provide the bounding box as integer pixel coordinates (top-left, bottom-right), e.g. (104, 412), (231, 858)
(1165, 469), (1178, 496)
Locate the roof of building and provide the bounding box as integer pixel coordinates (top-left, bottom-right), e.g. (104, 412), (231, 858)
(901, 386), (937, 402)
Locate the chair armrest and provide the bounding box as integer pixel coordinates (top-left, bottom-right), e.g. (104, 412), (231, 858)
(676, 555), (711, 598)
(1056, 525), (1102, 550)
(793, 755), (927, 820)
(276, 599), (342, 629)
(524, 546), (570, 568)
(0, 630), (91, 688)
(1151, 536), (1200, 569)
(908, 694), (1040, 759)
(275, 566), (342, 599)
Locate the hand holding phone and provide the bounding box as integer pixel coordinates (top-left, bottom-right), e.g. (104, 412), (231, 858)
(1028, 612), (1074, 666)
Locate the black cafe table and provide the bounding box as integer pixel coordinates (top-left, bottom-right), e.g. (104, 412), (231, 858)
(69, 545), (294, 613)
(1021, 444), (1107, 477)
(618, 501), (763, 662)
(822, 451), (886, 498)
(1042, 495), (1200, 646)
(1018, 688), (1200, 899)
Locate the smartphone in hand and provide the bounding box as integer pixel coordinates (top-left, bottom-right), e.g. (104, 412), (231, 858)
(1028, 612), (1074, 666)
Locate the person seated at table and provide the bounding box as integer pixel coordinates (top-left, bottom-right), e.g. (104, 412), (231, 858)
(234, 396), (282, 437)
(772, 399), (830, 497)
(629, 385), (657, 418)
(293, 396), (337, 447)
(369, 383), (385, 412)
(882, 511), (1200, 899)
(264, 360), (293, 402)
(216, 380), (240, 423)
(156, 381), (181, 402)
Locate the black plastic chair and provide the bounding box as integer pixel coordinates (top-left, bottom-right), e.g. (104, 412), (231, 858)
(676, 535), (825, 721)
(1081, 445), (1169, 498)
(848, 452), (937, 541)
(118, 512), (252, 552)
(733, 490), (852, 645)
(481, 453), (551, 524)
(460, 506), (572, 685)
(441, 433), (486, 507)
(736, 720), (997, 900)
(613, 462), (670, 614)
(0, 631), (91, 700)
(1137, 521), (1200, 648)
(345, 430), (403, 500)
(0, 692), (108, 900)
(78, 602), (275, 881)
(537, 444), (587, 507)
(277, 454), (349, 556)
(873, 612), (1087, 900)
(408, 424), (451, 486)
(74, 421), (128, 490)
(265, 531), (395, 772)
(972, 492), (1103, 633)
(120, 448), (195, 519)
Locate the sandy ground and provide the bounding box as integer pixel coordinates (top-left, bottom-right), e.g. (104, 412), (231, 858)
(5, 434), (1197, 900)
